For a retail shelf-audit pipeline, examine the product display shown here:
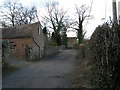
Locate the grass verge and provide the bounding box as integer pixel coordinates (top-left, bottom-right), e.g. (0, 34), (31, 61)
(71, 44), (92, 88)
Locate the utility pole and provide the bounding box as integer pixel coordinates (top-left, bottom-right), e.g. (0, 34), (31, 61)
(118, 1), (120, 24)
(112, 0), (117, 27)
(112, 0), (118, 46)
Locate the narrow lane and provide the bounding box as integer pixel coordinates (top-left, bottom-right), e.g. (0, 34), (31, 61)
(3, 49), (77, 88)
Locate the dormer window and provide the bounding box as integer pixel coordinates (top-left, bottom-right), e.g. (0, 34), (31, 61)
(38, 27), (41, 35)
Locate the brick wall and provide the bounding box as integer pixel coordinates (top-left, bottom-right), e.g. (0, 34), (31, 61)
(45, 45), (65, 56)
(4, 38), (39, 59)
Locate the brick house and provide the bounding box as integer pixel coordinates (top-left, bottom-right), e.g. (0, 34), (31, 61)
(67, 37), (77, 48)
(2, 22), (48, 60)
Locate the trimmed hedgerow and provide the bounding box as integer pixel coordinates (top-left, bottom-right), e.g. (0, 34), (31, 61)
(90, 24), (120, 89)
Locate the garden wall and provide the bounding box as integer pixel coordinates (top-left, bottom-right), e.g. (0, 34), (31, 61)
(45, 45), (65, 56)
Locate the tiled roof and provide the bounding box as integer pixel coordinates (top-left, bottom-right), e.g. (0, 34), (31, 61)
(2, 22), (40, 39)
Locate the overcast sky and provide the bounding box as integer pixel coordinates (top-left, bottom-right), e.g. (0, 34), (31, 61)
(0, 0), (120, 38)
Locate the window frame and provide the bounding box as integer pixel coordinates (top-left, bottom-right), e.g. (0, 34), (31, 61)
(10, 42), (16, 50)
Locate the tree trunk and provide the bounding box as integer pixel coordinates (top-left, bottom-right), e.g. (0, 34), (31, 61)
(77, 21), (83, 44)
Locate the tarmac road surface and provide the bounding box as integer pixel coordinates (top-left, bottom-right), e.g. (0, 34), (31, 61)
(3, 49), (77, 88)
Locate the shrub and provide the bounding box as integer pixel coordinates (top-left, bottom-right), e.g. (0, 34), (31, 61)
(90, 24), (120, 89)
(2, 40), (10, 69)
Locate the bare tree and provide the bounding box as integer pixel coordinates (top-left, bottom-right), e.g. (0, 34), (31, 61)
(16, 5), (37, 25)
(75, 5), (92, 44)
(44, 2), (69, 45)
(0, 0), (37, 27)
(0, 0), (20, 26)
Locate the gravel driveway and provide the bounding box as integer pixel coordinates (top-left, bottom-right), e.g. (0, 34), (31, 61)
(3, 49), (77, 88)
